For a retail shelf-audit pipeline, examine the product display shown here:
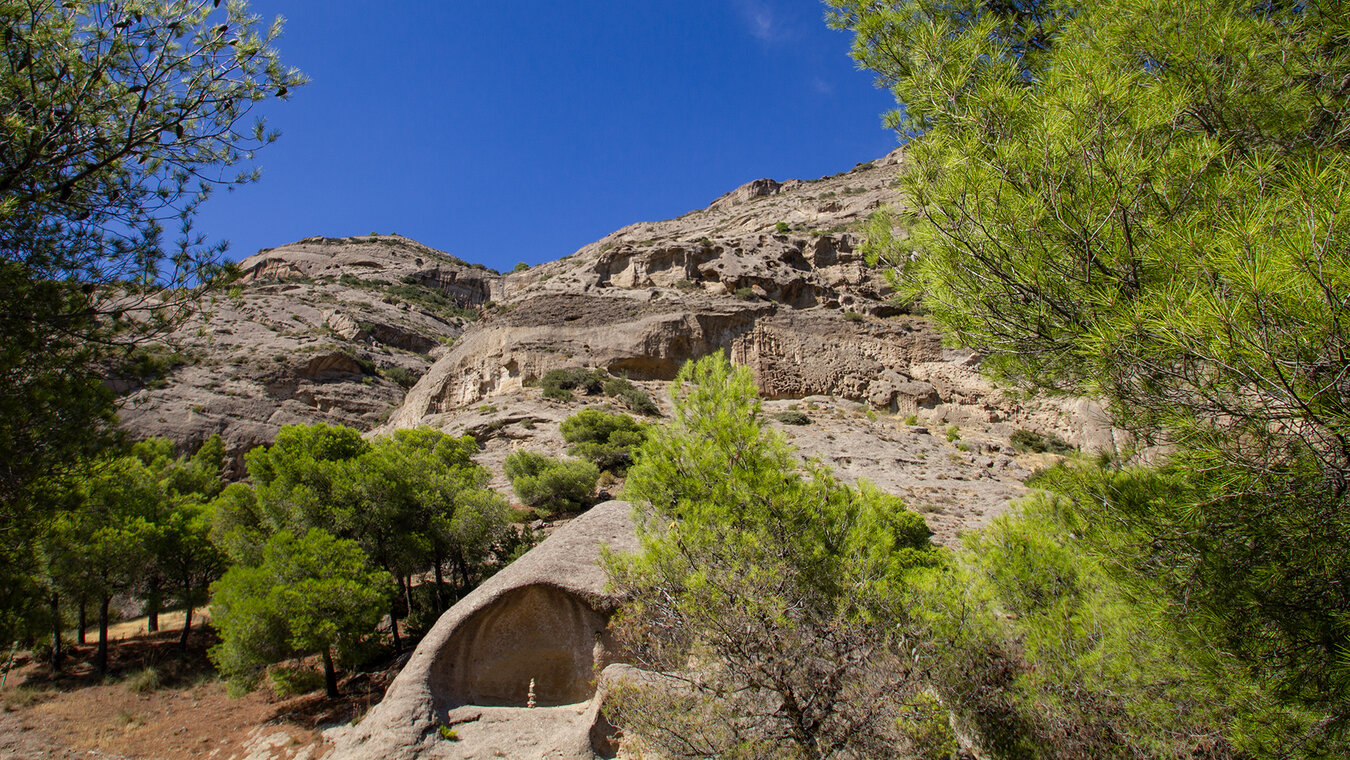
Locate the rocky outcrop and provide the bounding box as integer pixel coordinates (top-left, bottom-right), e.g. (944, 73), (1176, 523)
(113, 235), (495, 464)
(327, 500), (638, 760)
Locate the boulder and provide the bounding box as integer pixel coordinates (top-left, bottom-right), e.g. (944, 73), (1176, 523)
(327, 500), (638, 760)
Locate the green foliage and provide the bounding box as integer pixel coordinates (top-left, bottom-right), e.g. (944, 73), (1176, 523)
(560, 409), (648, 473)
(905, 414), (918, 426)
(912, 465), (1342, 757)
(1009, 428), (1075, 456)
(210, 528), (390, 698)
(832, 0), (1350, 734)
(503, 450), (599, 516)
(221, 423), (513, 661)
(536, 368), (659, 414)
(511, 262), (530, 273)
(843, 310), (864, 323)
(379, 365), (420, 390)
(115, 345), (194, 389)
(385, 280), (480, 321)
(438, 725), (459, 741)
(774, 221), (791, 233)
(606, 354), (938, 758)
(600, 376), (658, 416)
(733, 286), (756, 300)
(538, 367), (606, 399)
(268, 666), (326, 698)
(944, 425), (960, 443)
(772, 409), (811, 426)
(0, 2), (300, 619)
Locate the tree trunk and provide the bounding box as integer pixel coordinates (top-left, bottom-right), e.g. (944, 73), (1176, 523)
(389, 600), (402, 653)
(96, 596), (110, 676)
(321, 647), (339, 699)
(146, 577), (160, 633)
(457, 557), (470, 594)
(178, 604), (194, 650)
(433, 559), (445, 612)
(49, 592), (62, 672)
(77, 595), (86, 645)
(403, 575), (414, 621)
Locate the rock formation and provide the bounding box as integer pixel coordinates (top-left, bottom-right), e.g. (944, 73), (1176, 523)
(115, 149), (1120, 532)
(112, 234), (499, 464)
(326, 499), (637, 760)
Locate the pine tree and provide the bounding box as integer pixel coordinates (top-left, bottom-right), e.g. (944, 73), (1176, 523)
(830, 0), (1350, 732)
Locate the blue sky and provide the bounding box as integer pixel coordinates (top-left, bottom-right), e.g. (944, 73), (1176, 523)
(193, 2), (900, 272)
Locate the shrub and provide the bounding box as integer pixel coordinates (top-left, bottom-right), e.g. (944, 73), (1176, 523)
(774, 221), (791, 234)
(504, 450), (599, 516)
(118, 345), (193, 389)
(538, 367), (605, 400)
(380, 365), (420, 389)
(561, 409), (648, 473)
(124, 667), (162, 694)
(734, 287), (757, 300)
(511, 262), (530, 273)
(1009, 428), (1076, 455)
(844, 311), (865, 323)
(602, 377), (659, 416)
(268, 666), (325, 698)
(773, 410), (811, 426)
(905, 414), (919, 426)
(945, 425), (961, 442)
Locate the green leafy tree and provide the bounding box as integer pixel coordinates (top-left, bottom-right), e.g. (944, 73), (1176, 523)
(907, 463), (1345, 758)
(58, 456), (158, 675)
(243, 422), (370, 540)
(830, 0), (1350, 732)
(127, 436), (225, 635)
(503, 449), (599, 516)
(209, 528), (390, 698)
(559, 408), (648, 473)
(331, 428), (510, 648)
(0, 0), (300, 629)
(370, 429), (511, 608)
(605, 354), (938, 759)
(220, 423), (512, 655)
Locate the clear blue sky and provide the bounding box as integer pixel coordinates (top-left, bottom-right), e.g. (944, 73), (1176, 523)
(193, 2), (901, 272)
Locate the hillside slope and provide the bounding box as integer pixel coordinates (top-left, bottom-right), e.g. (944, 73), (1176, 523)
(115, 150), (1118, 540)
(114, 235), (500, 462)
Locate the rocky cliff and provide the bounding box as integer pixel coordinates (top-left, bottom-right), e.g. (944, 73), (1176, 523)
(113, 234), (501, 463)
(117, 150), (1120, 539)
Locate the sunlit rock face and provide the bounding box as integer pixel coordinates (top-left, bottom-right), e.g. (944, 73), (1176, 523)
(326, 500), (637, 760)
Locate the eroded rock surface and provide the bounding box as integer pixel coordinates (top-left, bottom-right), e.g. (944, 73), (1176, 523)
(113, 235), (497, 465)
(326, 500), (637, 760)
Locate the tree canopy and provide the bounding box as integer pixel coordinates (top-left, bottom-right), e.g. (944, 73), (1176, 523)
(209, 528), (389, 698)
(606, 354), (938, 759)
(0, 0), (301, 604)
(831, 0), (1350, 736)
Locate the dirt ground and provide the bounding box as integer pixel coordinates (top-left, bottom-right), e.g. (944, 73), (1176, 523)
(0, 621), (394, 760)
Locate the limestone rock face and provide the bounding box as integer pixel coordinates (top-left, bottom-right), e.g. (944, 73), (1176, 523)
(382, 147), (1114, 459)
(326, 500), (638, 760)
(113, 235), (497, 464)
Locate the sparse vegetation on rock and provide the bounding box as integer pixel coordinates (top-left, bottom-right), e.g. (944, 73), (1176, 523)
(1009, 428), (1074, 456)
(503, 450), (600, 517)
(560, 409), (648, 473)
